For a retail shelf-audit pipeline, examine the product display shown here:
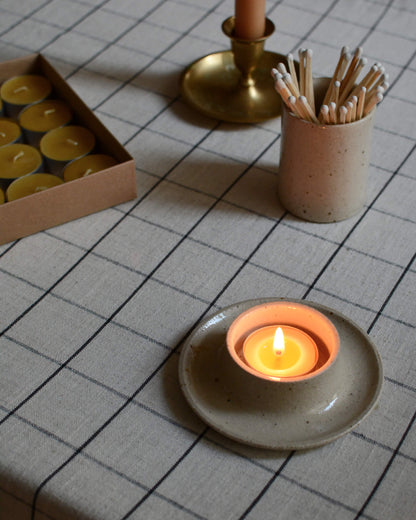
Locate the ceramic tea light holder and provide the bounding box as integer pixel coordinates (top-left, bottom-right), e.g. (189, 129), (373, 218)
(278, 78), (375, 223)
(179, 298), (383, 450)
(226, 301), (339, 383)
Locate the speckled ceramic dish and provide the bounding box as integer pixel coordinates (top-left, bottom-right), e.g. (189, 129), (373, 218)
(178, 298), (383, 450)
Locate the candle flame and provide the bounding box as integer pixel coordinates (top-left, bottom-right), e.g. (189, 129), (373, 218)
(273, 327), (285, 356)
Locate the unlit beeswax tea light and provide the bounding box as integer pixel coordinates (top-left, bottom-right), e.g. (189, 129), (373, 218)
(0, 118), (22, 147)
(19, 99), (72, 146)
(40, 125), (95, 176)
(6, 173), (63, 201)
(63, 154), (117, 182)
(0, 144), (43, 188)
(1, 75), (52, 118)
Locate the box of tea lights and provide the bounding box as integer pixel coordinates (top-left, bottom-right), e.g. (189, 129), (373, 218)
(0, 53), (137, 245)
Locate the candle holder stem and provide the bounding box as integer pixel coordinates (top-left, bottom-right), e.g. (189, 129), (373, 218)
(223, 17), (271, 88)
(181, 16), (289, 123)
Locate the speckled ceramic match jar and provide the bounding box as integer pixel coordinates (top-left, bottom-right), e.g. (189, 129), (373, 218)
(226, 300), (339, 383)
(277, 77), (375, 223)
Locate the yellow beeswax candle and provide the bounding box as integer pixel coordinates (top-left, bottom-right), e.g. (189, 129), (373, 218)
(1, 75), (52, 117)
(6, 173), (63, 201)
(40, 125), (95, 162)
(19, 99), (72, 132)
(0, 144), (42, 184)
(63, 154), (117, 182)
(0, 118), (22, 147)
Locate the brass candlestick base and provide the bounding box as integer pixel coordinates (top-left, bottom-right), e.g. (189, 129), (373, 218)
(180, 17), (286, 123)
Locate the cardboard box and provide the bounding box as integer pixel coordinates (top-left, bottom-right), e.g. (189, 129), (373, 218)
(0, 53), (137, 245)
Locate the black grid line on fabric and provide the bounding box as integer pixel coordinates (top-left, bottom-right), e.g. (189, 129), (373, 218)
(0, 2), (414, 516)
(27, 135), (288, 517)
(238, 452), (295, 520)
(353, 411), (416, 520)
(0, 392), (407, 520)
(0, 409), (207, 520)
(302, 142), (416, 301)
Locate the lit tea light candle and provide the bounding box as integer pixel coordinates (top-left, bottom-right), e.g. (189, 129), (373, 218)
(0, 75), (52, 118)
(19, 99), (72, 146)
(0, 144), (43, 188)
(40, 125), (96, 177)
(0, 118), (22, 147)
(227, 301), (339, 383)
(63, 153), (117, 182)
(6, 173), (63, 201)
(235, 0), (266, 40)
(243, 325), (318, 378)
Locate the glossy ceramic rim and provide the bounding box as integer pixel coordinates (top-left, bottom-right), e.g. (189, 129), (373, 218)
(178, 298), (383, 450)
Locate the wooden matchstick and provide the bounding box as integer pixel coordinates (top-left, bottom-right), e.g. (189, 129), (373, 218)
(338, 57), (367, 106)
(298, 95), (319, 123)
(357, 87), (366, 119)
(320, 104), (330, 124)
(287, 53), (300, 94)
(340, 47), (362, 93)
(339, 105), (347, 124)
(298, 48), (306, 96)
(282, 72), (300, 97)
(305, 49), (315, 113)
(328, 101), (337, 124)
(322, 46), (350, 107)
(363, 91), (383, 116)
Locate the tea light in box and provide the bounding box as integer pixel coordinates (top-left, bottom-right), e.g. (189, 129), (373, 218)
(0, 144), (43, 188)
(6, 173), (63, 201)
(1, 75), (52, 118)
(63, 154), (117, 182)
(40, 125), (95, 177)
(19, 99), (72, 146)
(0, 118), (22, 147)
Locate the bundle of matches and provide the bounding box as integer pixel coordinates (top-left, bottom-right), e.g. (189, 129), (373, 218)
(271, 46), (388, 125)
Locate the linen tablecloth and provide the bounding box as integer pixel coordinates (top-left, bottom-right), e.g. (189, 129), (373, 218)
(1, 0), (415, 519)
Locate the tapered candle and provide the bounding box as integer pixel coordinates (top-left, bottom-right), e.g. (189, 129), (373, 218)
(6, 173), (63, 201)
(235, 0), (266, 40)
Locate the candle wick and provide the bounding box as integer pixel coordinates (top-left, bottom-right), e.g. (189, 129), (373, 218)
(66, 138), (79, 146)
(44, 109), (56, 116)
(82, 168), (93, 177)
(13, 151), (25, 162)
(0, 132), (6, 138)
(34, 186), (48, 192)
(13, 85), (29, 93)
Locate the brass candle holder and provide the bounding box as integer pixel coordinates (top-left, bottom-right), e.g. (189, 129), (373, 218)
(180, 16), (287, 123)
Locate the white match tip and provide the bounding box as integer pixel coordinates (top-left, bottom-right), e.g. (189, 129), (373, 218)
(340, 106), (348, 114)
(334, 80), (341, 87)
(320, 104), (329, 114)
